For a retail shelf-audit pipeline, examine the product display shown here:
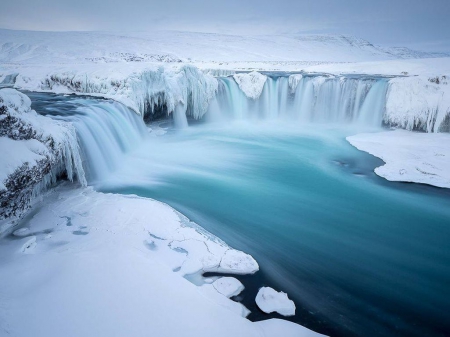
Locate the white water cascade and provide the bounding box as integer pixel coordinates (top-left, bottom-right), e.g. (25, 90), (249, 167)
(208, 75), (390, 126)
(74, 101), (147, 182)
(32, 95), (148, 183)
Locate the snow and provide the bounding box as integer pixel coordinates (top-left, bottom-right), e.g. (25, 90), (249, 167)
(384, 76), (450, 132)
(1, 29), (450, 131)
(0, 184), (320, 337)
(0, 88), (86, 187)
(254, 319), (326, 337)
(255, 287), (296, 316)
(233, 71), (267, 99)
(212, 277), (245, 298)
(0, 137), (47, 190)
(0, 30), (435, 65)
(347, 130), (450, 188)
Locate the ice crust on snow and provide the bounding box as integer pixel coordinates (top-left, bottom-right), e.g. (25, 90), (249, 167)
(347, 129), (450, 188)
(0, 184), (321, 336)
(255, 287), (296, 316)
(233, 71), (267, 100)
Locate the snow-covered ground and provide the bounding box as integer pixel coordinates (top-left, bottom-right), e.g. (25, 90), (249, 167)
(347, 130), (450, 188)
(3, 29), (445, 65)
(0, 184), (324, 337)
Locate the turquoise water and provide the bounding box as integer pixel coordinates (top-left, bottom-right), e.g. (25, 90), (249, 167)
(29, 92), (450, 337)
(100, 122), (450, 337)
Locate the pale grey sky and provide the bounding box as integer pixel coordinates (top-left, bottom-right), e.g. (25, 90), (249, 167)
(1, 0), (449, 51)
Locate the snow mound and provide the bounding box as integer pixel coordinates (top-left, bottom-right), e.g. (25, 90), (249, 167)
(255, 287), (296, 316)
(233, 71), (267, 99)
(213, 277), (244, 298)
(347, 130), (450, 188)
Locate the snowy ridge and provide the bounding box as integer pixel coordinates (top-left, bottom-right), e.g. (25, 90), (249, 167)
(0, 89), (85, 228)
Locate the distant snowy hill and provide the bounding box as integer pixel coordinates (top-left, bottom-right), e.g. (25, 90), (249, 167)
(0, 29), (446, 65)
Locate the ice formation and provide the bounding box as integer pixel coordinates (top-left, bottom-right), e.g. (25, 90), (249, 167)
(255, 287), (296, 316)
(212, 277), (245, 298)
(0, 89), (85, 226)
(0, 185), (316, 337)
(347, 129), (450, 188)
(15, 65), (218, 125)
(233, 71), (268, 100)
(385, 76), (450, 132)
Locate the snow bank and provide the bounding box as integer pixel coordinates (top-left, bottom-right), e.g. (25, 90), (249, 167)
(0, 184), (322, 337)
(233, 71), (267, 99)
(0, 89), (85, 225)
(347, 130), (450, 188)
(255, 287), (296, 316)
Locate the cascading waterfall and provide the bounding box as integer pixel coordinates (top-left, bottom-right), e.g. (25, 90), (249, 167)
(73, 101), (147, 182)
(30, 94), (148, 183)
(209, 74), (390, 126)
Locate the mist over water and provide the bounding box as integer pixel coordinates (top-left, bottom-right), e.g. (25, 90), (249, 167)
(28, 90), (450, 337)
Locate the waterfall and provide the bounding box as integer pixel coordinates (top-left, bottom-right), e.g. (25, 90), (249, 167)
(210, 74), (390, 126)
(31, 94), (148, 183)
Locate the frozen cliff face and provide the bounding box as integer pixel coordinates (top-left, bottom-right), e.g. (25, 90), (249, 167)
(385, 76), (450, 132)
(0, 89), (85, 229)
(33, 65), (218, 121)
(233, 71), (267, 100)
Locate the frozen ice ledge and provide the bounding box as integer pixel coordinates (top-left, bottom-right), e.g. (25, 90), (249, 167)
(1, 66), (449, 132)
(0, 88), (86, 232)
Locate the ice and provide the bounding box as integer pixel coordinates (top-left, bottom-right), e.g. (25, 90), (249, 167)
(347, 129), (450, 188)
(385, 76), (450, 132)
(0, 184), (320, 336)
(0, 89), (86, 225)
(233, 71), (267, 100)
(212, 277), (245, 298)
(255, 287), (296, 316)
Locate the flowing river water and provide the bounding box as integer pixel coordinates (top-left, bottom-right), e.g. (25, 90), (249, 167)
(27, 84), (450, 337)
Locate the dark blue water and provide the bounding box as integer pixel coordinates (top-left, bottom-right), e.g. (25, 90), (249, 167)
(28, 92), (450, 337)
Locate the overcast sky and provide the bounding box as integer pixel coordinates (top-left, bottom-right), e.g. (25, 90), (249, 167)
(1, 0), (449, 51)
